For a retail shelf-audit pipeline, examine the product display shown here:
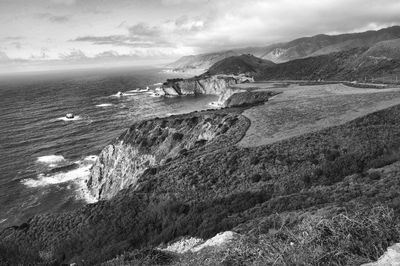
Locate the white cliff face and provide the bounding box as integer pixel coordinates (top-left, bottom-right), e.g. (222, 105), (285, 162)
(362, 243), (400, 266)
(87, 142), (156, 200)
(162, 75), (253, 104)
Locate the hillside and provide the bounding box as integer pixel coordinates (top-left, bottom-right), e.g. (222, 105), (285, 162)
(201, 46), (400, 82)
(255, 47), (400, 81)
(359, 38), (400, 60)
(168, 25), (400, 72)
(166, 50), (239, 72)
(3, 95), (400, 265)
(206, 54), (275, 76)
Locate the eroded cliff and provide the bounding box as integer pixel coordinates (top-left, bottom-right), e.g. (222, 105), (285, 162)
(87, 111), (249, 200)
(162, 74), (253, 105)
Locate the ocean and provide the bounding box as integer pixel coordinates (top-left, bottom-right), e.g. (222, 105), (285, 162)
(0, 67), (218, 229)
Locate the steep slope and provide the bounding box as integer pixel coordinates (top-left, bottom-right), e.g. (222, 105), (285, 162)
(168, 25), (400, 71)
(87, 112), (250, 200)
(260, 26), (400, 62)
(166, 50), (239, 72)
(253, 46), (400, 81)
(206, 54), (275, 76)
(359, 38), (400, 60)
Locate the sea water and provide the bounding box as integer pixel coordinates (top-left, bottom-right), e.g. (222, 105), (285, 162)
(0, 66), (217, 228)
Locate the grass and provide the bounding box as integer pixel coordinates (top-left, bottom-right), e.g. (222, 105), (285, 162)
(174, 205), (399, 266)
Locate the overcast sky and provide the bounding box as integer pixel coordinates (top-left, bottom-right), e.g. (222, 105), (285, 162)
(1, 0), (400, 73)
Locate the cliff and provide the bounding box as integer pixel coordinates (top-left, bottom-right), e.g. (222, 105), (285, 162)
(87, 111), (250, 200)
(162, 74), (254, 106)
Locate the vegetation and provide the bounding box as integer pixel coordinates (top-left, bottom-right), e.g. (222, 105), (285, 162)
(3, 103), (400, 265)
(174, 205), (400, 266)
(205, 54), (275, 76)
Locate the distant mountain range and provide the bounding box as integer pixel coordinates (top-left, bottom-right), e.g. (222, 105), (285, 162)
(168, 26), (400, 73)
(202, 38), (400, 82)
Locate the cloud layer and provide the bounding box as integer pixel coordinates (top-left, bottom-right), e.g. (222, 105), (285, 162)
(1, 0), (400, 72)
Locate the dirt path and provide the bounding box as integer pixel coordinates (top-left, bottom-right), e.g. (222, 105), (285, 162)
(238, 83), (400, 147)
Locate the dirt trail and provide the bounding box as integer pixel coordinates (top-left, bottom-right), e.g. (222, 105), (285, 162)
(238, 83), (400, 147)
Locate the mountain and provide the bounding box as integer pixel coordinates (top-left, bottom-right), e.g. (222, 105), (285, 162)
(204, 41), (400, 82)
(168, 26), (400, 72)
(255, 46), (400, 81)
(361, 38), (400, 60)
(166, 50), (239, 72)
(206, 54), (275, 76)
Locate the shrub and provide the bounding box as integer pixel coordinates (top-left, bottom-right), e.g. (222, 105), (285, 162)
(172, 132), (184, 141)
(368, 171), (381, 180)
(250, 174), (261, 183)
(249, 156), (260, 165)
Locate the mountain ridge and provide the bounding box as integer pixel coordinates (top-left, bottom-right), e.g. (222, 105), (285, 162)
(168, 25), (400, 71)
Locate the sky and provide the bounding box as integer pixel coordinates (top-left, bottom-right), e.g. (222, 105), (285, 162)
(1, 0), (400, 73)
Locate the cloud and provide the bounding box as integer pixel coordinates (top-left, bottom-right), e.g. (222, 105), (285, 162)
(36, 13), (70, 23)
(128, 23), (161, 37)
(49, 15), (69, 23)
(12, 42), (22, 49)
(59, 49), (87, 60)
(164, 16), (206, 34)
(50, 0), (76, 5)
(0, 51), (10, 62)
(73, 22), (173, 48)
(2, 36), (24, 41)
(161, 0), (209, 6)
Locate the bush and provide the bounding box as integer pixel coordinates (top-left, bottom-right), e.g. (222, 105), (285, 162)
(368, 171), (381, 180)
(250, 174), (261, 183)
(172, 132), (184, 141)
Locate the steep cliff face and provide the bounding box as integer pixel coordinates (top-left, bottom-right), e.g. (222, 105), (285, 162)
(162, 75), (253, 98)
(87, 112), (247, 200)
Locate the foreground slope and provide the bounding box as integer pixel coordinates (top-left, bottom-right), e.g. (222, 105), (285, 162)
(3, 88), (400, 264)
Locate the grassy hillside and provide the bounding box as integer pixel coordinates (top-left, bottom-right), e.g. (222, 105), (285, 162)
(3, 103), (400, 265)
(206, 54), (275, 76)
(166, 50), (239, 71)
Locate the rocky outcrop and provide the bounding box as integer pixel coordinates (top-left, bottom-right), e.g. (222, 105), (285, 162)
(224, 91), (279, 108)
(87, 112), (247, 200)
(362, 243), (400, 266)
(162, 74), (253, 99)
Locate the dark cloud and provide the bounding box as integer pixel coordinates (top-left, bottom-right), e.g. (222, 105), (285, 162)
(36, 13), (70, 23)
(128, 23), (161, 37)
(73, 22), (173, 48)
(73, 35), (170, 47)
(2, 36), (24, 41)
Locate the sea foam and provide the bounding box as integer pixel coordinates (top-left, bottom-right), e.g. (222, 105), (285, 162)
(56, 115), (81, 121)
(23, 164), (92, 187)
(96, 103), (113, 107)
(24, 155), (99, 203)
(37, 155), (65, 164)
